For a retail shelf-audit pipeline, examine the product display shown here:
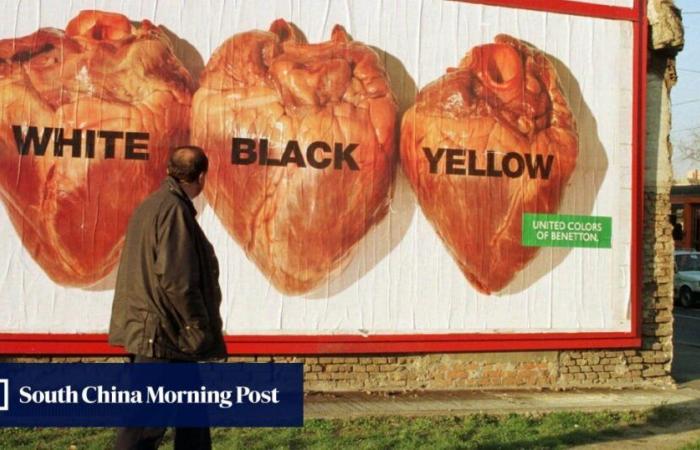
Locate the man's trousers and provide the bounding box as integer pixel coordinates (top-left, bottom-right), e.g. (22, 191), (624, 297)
(113, 355), (212, 450)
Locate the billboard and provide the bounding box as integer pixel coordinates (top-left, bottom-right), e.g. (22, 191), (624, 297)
(0, 0), (644, 353)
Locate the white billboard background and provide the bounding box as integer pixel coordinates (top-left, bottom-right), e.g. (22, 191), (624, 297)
(569, 0), (635, 7)
(0, 0), (634, 335)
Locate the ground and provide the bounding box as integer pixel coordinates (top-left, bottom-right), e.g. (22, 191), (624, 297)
(578, 304), (700, 449)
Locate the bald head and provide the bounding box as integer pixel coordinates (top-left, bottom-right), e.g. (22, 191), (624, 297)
(167, 146), (209, 183)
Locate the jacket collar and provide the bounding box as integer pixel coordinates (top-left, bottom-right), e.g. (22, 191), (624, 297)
(163, 176), (197, 217)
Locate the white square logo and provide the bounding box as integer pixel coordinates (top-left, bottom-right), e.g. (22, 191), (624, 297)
(0, 379), (7, 411)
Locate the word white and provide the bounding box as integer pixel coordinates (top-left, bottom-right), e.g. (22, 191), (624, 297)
(12, 125), (149, 160)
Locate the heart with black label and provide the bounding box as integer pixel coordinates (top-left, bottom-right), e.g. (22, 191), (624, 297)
(192, 20), (397, 295)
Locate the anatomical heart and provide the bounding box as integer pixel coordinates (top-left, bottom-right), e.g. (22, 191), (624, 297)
(0, 11), (193, 286)
(401, 35), (578, 294)
(192, 20), (397, 295)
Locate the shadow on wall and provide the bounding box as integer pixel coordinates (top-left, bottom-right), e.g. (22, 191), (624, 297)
(306, 46), (418, 299)
(161, 26), (206, 85)
(85, 266), (119, 292)
(500, 51), (609, 296)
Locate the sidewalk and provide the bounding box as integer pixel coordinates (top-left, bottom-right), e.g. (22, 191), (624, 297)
(305, 385), (700, 419)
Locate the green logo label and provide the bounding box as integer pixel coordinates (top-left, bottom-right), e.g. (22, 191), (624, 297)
(522, 214), (612, 248)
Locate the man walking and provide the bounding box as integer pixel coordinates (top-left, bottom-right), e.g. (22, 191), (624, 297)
(109, 146), (226, 449)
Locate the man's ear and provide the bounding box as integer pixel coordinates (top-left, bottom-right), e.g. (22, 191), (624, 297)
(198, 172), (206, 185)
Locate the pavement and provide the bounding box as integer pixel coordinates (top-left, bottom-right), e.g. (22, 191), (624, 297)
(304, 386), (700, 419)
(301, 305), (700, 449)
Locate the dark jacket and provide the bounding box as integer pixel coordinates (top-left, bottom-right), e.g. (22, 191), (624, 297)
(109, 176), (226, 360)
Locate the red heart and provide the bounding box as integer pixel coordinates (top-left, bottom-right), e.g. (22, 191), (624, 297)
(0, 11), (193, 286)
(401, 35), (578, 294)
(192, 20), (397, 295)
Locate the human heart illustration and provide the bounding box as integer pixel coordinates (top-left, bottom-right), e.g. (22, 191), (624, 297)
(192, 19), (397, 295)
(401, 35), (578, 294)
(0, 11), (193, 286)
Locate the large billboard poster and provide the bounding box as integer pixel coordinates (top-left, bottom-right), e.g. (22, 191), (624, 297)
(0, 0), (643, 353)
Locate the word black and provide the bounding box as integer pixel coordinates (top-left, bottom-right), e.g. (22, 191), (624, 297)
(232, 137), (359, 171)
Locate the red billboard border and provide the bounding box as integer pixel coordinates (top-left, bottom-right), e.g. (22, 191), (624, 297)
(0, 0), (646, 355)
